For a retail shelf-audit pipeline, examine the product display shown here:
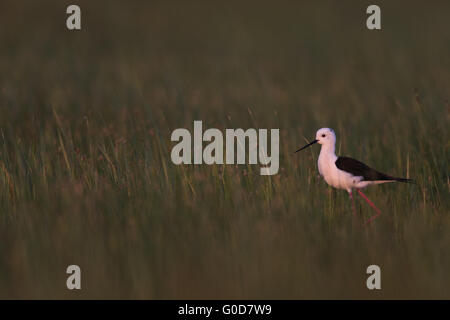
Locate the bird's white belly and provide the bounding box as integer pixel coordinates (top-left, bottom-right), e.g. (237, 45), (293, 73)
(318, 156), (360, 191)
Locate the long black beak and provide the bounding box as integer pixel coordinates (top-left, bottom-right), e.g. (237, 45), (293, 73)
(295, 139), (318, 153)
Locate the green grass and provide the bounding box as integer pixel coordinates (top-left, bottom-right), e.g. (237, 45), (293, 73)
(0, 0), (449, 299)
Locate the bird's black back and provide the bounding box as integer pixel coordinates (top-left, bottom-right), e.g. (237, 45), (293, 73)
(335, 156), (411, 182)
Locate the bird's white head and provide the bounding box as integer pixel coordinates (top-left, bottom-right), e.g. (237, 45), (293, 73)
(295, 127), (336, 153)
(315, 128), (336, 147)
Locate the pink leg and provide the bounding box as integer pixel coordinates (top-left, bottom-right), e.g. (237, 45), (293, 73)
(357, 189), (381, 225)
(349, 191), (357, 217)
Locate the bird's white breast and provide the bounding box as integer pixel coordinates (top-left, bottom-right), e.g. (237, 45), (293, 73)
(318, 151), (359, 191)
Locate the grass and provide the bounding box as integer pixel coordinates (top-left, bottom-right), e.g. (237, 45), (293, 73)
(0, 0), (449, 299)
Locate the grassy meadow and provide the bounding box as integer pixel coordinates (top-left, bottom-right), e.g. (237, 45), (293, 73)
(0, 1), (449, 299)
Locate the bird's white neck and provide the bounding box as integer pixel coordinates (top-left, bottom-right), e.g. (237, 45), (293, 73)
(319, 143), (337, 160)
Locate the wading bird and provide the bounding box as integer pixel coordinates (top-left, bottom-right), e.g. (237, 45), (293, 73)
(295, 128), (412, 225)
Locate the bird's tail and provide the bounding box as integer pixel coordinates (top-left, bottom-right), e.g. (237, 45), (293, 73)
(378, 171), (415, 184)
(392, 177), (415, 184)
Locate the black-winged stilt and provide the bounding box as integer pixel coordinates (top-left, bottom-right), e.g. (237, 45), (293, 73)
(295, 128), (413, 225)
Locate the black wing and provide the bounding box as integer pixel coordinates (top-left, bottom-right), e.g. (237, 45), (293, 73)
(335, 156), (400, 181)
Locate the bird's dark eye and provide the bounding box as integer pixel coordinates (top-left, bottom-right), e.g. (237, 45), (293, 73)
(321, 134), (326, 138)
